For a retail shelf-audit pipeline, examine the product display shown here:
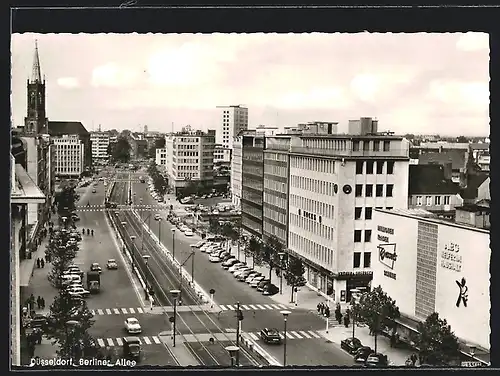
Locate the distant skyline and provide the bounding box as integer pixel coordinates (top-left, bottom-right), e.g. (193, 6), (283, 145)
(11, 33), (490, 137)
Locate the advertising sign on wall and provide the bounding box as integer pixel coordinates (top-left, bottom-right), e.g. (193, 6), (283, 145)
(377, 225), (397, 280)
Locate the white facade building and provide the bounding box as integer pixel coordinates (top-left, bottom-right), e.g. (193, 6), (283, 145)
(155, 147), (167, 169)
(372, 208), (490, 355)
(231, 135), (243, 208)
(90, 131), (110, 161)
(53, 134), (85, 177)
(214, 144), (231, 164)
(216, 105), (248, 162)
(287, 119), (410, 303)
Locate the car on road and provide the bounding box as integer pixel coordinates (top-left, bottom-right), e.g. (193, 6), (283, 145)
(256, 280), (271, 291)
(122, 336), (141, 361)
(154, 213), (162, 220)
(262, 284), (279, 296)
(260, 328), (282, 344)
(90, 262), (102, 274)
(250, 276), (266, 287)
(67, 286), (90, 298)
(233, 267), (252, 278)
(208, 254), (221, 263)
(236, 270), (254, 281)
(184, 229), (194, 236)
(354, 346), (374, 363)
(66, 282), (85, 290)
(124, 317), (142, 334)
(193, 240), (206, 248)
(106, 259), (118, 270)
(220, 253), (233, 262)
(364, 353), (389, 367)
(341, 337), (363, 354)
(92, 188), (97, 193)
(71, 213), (80, 222)
(222, 258), (238, 269)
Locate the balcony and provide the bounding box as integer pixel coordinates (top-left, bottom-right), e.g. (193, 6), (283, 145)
(290, 146), (409, 158)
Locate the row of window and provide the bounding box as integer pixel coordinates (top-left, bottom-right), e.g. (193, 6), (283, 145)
(243, 154), (263, 162)
(290, 156), (335, 174)
(263, 207), (287, 224)
(415, 195), (451, 206)
(264, 164), (288, 178)
(353, 252), (371, 268)
(352, 139), (391, 152)
(302, 138), (347, 151)
(264, 152), (288, 162)
(290, 213), (335, 241)
(355, 160), (395, 174)
(175, 144), (199, 150)
(355, 183), (394, 197)
(354, 229), (372, 243)
(263, 222), (287, 244)
(176, 165), (198, 171)
(177, 151), (199, 157)
(176, 158), (199, 164)
(243, 165), (263, 176)
(176, 172), (198, 178)
(290, 175), (338, 197)
(263, 178), (286, 192)
(241, 203), (262, 220)
(289, 232), (334, 268)
(242, 190), (263, 205)
(263, 191), (287, 210)
(290, 194), (335, 220)
(355, 207), (372, 220)
(244, 179), (263, 191)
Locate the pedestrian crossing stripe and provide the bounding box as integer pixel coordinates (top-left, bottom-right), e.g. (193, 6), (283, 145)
(96, 336), (162, 348)
(75, 204), (166, 209)
(91, 307), (145, 316)
(75, 208), (164, 212)
(219, 303), (288, 311)
(246, 330), (321, 341)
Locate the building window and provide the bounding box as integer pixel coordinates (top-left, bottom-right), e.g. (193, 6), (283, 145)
(365, 230), (372, 242)
(425, 196), (432, 206)
(363, 141), (370, 151)
(435, 196), (441, 205)
(365, 184), (373, 197)
(444, 196), (450, 205)
(353, 141), (360, 151)
(363, 252), (371, 268)
(383, 140), (390, 151)
(353, 252), (362, 268)
(356, 161), (364, 174)
(376, 161), (384, 174)
(355, 184), (363, 197)
(376, 184), (383, 197)
(387, 161), (395, 174)
(386, 184), (394, 197)
(354, 230), (362, 242)
(355, 207), (362, 219)
(366, 161), (374, 174)
(373, 141), (380, 151)
(416, 196), (423, 206)
(365, 207), (373, 220)
(386, 207), (393, 210)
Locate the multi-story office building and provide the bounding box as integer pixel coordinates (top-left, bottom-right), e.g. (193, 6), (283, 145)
(53, 134), (85, 177)
(231, 136), (243, 208)
(165, 126), (216, 195)
(214, 144), (231, 164)
(287, 118), (410, 303)
(241, 131), (266, 237)
(155, 147), (167, 169)
(48, 121), (91, 171)
(90, 130), (111, 162)
(263, 135), (291, 246)
(216, 105), (248, 162)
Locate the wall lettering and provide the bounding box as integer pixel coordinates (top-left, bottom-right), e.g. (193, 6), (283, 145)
(378, 243), (397, 270)
(440, 241), (462, 272)
(384, 270), (397, 280)
(455, 277), (468, 308)
(377, 234), (389, 243)
(377, 225), (394, 235)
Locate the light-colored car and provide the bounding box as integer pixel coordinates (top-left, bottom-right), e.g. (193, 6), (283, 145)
(67, 286), (90, 298)
(245, 272), (261, 283)
(222, 258), (238, 269)
(250, 276), (266, 287)
(66, 282), (84, 290)
(233, 267), (252, 277)
(154, 213), (162, 221)
(184, 230), (194, 236)
(124, 317), (142, 334)
(208, 254), (221, 263)
(106, 259), (118, 269)
(90, 262), (102, 274)
(212, 210), (220, 215)
(228, 263), (246, 273)
(237, 270), (253, 281)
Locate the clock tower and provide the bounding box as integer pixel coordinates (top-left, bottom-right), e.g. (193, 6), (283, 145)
(24, 40), (47, 135)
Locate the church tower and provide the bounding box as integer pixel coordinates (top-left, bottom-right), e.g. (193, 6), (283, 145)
(24, 40), (47, 135)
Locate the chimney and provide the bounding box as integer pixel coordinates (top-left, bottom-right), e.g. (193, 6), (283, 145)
(442, 162), (452, 180)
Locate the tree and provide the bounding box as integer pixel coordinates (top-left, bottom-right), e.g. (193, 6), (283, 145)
(413, 312), (460, 366)
(46, 230), (79, 289)
(285, 256), (305, 303)
(247, 236), (263, 268)
(153, 174), (168, 197)
(262, 235), (284, 282)
(55, 186), (78, 217)
(209, 217), (221, 235)
(110, 136), (131, 163)
(356, 285), (401, 352)
(456, 135), (469, 143)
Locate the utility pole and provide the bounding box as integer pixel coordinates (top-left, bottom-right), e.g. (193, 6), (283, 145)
(235, 302), (242, 367)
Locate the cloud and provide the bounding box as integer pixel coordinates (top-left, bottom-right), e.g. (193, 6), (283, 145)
(427, 80), (489, 107)
(275, 87), (350, 109)
(56, 77), (80, 89)
(91, 62), (140, 88)
(456, 32), (489, 52)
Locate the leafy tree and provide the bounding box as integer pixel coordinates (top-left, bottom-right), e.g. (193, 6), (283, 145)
(356, 285), (400, 352)
(46, 230), (79, 288)
(262, 235), (284, 282)
(110, 136), (131, 163)
(413, 312), (460, 366)
(55, 186), (78, 217)
(209, 217), (221, 235)
(154, 137), (166, 149)
(248, 236), (263, 268)
(153, 174), (168, 197)
(456, 135), (469, 143)
(285, 256), (305, 303)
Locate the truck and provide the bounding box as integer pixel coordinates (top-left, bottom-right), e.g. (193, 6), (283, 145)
(87, 271), (101, 294)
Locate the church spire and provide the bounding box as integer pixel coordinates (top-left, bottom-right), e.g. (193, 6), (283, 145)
(31, 40), (42, 83)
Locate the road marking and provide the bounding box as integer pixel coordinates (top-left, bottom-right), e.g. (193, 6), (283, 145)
(105, 309), (112, 315)
(219, 305), (228, 311)
(106, 338), (114, 346)
(270, 304), (281, 310)
(264, 304), (274, 310)
(249, 333), (259, 340)
(97, 339), (105, 347)
(225, 305), (235, 310)
(308, 331), (320, 338)
(143, 337), (152, 345)
(137, 307), (144, 313)
(137, 338), (142, 344)
(241, 305), (250, 310)
(278, 304), (288, 309)
(97, 309), (104, 315)
(285, 332), (293, 339)
(113, 308), (120, 315)
(255, 304), (266, 310)
(121, 308), (128, 314)
(299, 331), (311, 338)
(290, 331), (302, 339)
(248, 304), (258, 310)
(129, 308), (135, 314)
(116, 338), (123, 346)
(152, 336), (161, 344)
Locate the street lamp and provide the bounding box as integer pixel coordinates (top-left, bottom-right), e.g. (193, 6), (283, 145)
(171, 228), (176, 261)
(130, 235), (137, 267)
(61, 216), (68, 229)
(350, 288), (361, 340)
(278, 252), (285, 295)
(280, 310), (291, 367)
(189, 244), (196, 284)
(170, 289), (181, 347)
(225, 345), (240, 367)
(65, 320), (79, 359)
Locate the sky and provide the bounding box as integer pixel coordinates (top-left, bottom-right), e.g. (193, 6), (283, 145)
(11, 33), (490, 137)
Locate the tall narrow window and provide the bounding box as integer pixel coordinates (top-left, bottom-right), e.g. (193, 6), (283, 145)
(387, 161), (395, 174)
(363, 141), (370, 151)
(354, 230), (362, 242)
(365, 230), (372, 242)
(383, 141), (390, 151)
(363, 252), (372, 268)
(366, 161), (374, 174)
(355, 184), (363, 197)
(365, 207), (373, 220)
(386, 184), (394, 197)
(353, 252), (362, 268)
(444, 196), (450, 205)
(355, 207), (363, 219)
(353, 140), (360, 151)
(373, 140), (380, 151)
(365, 184), (373, 197)
(416, 196), (423, 206)
(376, 161), (384, 174)
(356, 161), (364, 174)
(376, 184), (384, 197)
(435, 196), (441, 205)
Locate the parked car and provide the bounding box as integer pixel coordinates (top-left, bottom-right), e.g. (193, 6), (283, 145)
(233, 267), (252, 277)
(220, 253), (232, 262)
(222, 258), (238, 269)
(228, 263), (246, 273)
(365, 353), (389, 367)
(250, 276), (266, 287)
(341, 337), (363, 354)
(237, 270), (253, 281)
(185, 230), (194, 236)
(92, 188), (97, 193)
(106, 259), (118, 270)
(260, 328), (282, 344)
(262, 284), (279, 296)
(193, 240), (206, 248)
(209, 254), (221, 263)
(256, 280), (271, 291)
(354, 347), (374, 363)
(245, 272), (262, 283)
(67, 286), (90, 298)
(90, 262), (102, 274)
(124, 317), (142, 334)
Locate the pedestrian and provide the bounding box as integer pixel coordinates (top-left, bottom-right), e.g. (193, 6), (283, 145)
(325, 306), (330, 318)
(411, 353), (418, 366)
(36, 258), (40, 269)
(317, 303), (321, 314)
(36, 296), (41, 310)
(41, 297), (46, 310)
(344, 314), (350, 328)
(40, 258), (45, 268)
(91, 229), (94, 236)
(29, 294), (36, 310)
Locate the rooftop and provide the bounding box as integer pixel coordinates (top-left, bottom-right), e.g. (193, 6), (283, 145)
(409, 165), (460, 195)
(11, 164), (45, 204)
(418, 149), (467, 171)
(460, 173), (489, 200)
(48, 121), (89, 137)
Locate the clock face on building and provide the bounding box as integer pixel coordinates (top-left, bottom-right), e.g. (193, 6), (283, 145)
(343, 184), (352, 194)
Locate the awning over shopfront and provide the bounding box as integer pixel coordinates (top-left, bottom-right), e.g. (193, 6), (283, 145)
(11, 165), (46, 204)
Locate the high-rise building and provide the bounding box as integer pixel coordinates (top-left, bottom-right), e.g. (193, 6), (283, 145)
(155, 147), (167, 169)
(230, 136), (243, 208)
(165, 127), (216, 195)
(48, 121), (92, 172)
(53, 134), (85, 177)
(216, 105), (248, 162)
(90, 131), (111, 163)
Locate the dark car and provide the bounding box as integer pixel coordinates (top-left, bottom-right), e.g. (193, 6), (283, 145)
(354, 346), (374, 363)
(257, 280), (271, 291)
(262, 284), (279, 296)
(365, 353), (389, 367)
(341, 337), (363, 354)
(71, 213), (80, 222)
(260, 328), (282, 344)
(221, 254), (233, 262)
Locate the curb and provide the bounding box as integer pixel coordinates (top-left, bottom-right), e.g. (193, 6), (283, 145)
(240, 334), (281, 366)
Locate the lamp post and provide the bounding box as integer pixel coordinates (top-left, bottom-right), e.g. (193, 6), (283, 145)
(171, 228), (176, 261)
(350, 288), (360, 340)
(170, 289), (181, 347)
(65, 319), (79, 359)
(235, 302), (242, 367)
(143, 255), (152, 308)
(280, 310), (291, 367)
(278, 252), (285, 295)
(141, 211), (152, 252)
(158, 217), (162, 246)
(225, 345), (240, 367)
(130, 235), (137, 267)
(189, 244), (196, 284)
(61, 216), (68, 229)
